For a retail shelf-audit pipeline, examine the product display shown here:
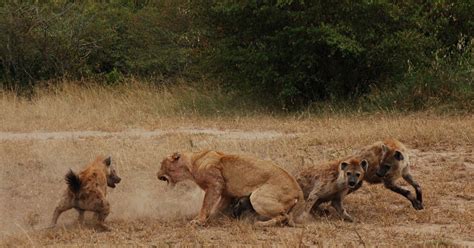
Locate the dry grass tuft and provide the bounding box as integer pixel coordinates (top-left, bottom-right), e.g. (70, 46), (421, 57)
(0, 82), (473, 246)
(1, 79), (266, 132)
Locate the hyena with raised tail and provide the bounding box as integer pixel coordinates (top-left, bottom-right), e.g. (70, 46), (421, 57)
(50, 156), (121, 231)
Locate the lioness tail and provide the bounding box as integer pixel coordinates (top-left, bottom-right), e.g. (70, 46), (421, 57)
(65, 169), (81, 194)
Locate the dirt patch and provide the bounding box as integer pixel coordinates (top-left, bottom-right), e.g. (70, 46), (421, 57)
(1, 127), (473, 246)
(0, 128), (296, 141)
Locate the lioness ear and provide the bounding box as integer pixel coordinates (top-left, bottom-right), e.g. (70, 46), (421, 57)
(394, 151), (404, 161)
(340, 162), (349, 171)
(104, 156), (112, 167)
(360, 159), (368, 171)
(172, 152), (181, 161)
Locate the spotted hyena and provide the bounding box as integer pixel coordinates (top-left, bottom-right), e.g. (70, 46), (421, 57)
(297, 157), (368, 222)
(50, 156), (121, 230)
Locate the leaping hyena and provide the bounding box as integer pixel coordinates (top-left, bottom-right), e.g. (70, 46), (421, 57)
(349, 138), (423, 210)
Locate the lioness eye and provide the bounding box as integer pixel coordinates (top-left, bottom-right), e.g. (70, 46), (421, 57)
(346, 172), (351, 176)
(356, 173), (361, 177)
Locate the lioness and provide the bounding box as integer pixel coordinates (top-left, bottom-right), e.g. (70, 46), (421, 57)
(156, 150), (304, 226)
(297, 157), (368, 222)
(50, 156), (121, 230)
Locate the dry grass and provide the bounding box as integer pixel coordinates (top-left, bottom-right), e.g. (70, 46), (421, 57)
(0, 83), (473, 247)
(0, 80), (267, 132)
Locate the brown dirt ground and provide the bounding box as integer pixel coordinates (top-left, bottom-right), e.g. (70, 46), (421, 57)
(0, 117), (473, 247)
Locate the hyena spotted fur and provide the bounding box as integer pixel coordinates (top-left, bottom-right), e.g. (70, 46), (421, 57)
(297, 157), (368, 222)
(50, 156), (121, 231)
(349, 138), (423, 210)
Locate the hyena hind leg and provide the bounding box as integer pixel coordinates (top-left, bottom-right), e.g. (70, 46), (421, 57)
(50, 200), (74, 227)
(93, 200), (111, 231)
(77, 209), (85, 224)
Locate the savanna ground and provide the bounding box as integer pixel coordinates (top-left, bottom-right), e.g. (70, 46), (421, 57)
(0, 83), (473, 247)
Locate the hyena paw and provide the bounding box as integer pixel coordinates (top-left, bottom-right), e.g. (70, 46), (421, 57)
(342, 214), (354, 222)
(46, 224), (56, 229)
(412, 200), (424, 210)
(96, 224), (111, 232)
(344, 217), (354, 223)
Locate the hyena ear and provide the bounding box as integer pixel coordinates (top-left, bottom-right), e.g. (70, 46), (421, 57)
(360, 159), (368, 171)
(339, 162), (349, 171)
(382, 144), (389, 154)
(394, 151), (404, 161)
(171, 152), (181, 161)
(103, 156), (112, 167)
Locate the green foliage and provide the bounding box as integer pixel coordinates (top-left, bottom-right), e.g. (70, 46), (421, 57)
(203, 0), (473, 109)
(365, 50), (473, 112)
(0, 0), (472, 111)
(0, 0), (200, 89)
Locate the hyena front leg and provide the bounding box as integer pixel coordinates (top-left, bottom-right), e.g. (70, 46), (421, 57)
(331, 197), (353, 222)
(402, 168), (423, 209)
(304, 192), (320, 216)
(383, 180), (423, 210)
(304, 181), (323, 216)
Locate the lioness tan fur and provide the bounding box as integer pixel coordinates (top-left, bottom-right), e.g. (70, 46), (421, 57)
(157, 150), (304, 227)
(50, 156), (121, 230)
(297, 157), (368, 222)
(350, 138), (423, 210)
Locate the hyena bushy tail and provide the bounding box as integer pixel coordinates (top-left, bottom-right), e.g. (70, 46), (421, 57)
(65, 169), (81, 194)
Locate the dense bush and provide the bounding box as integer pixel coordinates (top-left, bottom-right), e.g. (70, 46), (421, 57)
(203, 1), (473, 109)
(0, 1), (472, 110)
(0, 0), (201, 89)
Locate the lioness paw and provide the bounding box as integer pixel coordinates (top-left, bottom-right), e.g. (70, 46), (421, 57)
(189, 219), (206, 227)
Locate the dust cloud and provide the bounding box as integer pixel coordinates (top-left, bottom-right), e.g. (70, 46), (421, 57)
(0, 155), (206, 238)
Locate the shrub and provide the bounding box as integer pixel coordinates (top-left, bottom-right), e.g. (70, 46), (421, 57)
(202, 1), (473, 109)
(0, 1), (200, 89)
